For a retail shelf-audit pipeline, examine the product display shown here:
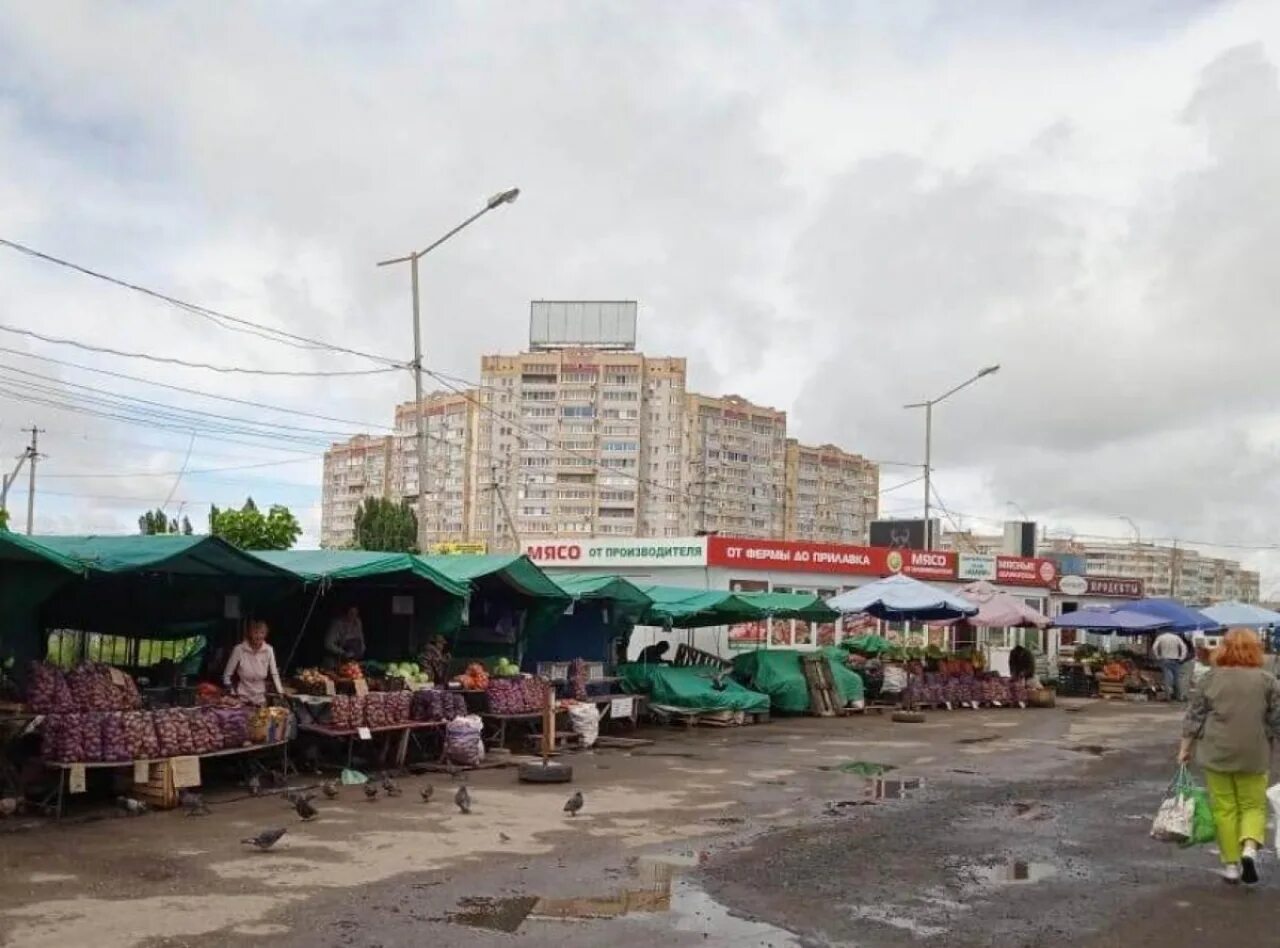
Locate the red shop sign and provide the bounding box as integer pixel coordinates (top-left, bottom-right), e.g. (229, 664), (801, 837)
(994, 556), (1058, 587)
(707, 537), (956, 581)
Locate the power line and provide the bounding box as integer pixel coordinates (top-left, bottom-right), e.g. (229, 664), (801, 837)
(0, 322), (404, 377)
(39, 455), (322, 480)
(0, 237), (403, 366)
(0, 344), (395, 431)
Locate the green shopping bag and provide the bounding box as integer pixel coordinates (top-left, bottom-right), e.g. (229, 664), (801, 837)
(1175, 766), (1216, 847)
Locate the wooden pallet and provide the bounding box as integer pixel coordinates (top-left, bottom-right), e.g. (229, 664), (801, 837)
(673, 643), (733, 671)
(800, 655), (840, 717)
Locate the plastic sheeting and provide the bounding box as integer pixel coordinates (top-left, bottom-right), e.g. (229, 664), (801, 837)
(732, 649), (865, 712)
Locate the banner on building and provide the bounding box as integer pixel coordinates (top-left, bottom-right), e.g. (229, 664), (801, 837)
(707, 537), (956, 581)
(521, 537), (708, 568)
(1054, 574), (1144, 599)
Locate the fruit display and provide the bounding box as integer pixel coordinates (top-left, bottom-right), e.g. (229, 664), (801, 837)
(294, 667), (335, 695)
(453, 663), (490, 690)
(154, 708), (196, 757)
(247, 706), (292, 744)
(485, 677), (550, 715)
(336, 661), (364, 681)
(122, 710), (161, 759)
(363, 692), (392, 728)
(385, 661), (432, 687)
(492, 657), (520, 678)
(99, 712), (131, 763)
(410, 688), (467, 723)
(26, 662), (76, 714)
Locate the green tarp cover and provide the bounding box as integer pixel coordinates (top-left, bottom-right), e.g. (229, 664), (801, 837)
(638, 585), (760, 628)
(736, 592), (839, 622)
(251, 549), (468, 598)
(19, 535), (294, 578)
(549, 572), (653, 608)
(0, 532), (86, 574)
(618, 662), (770, 714)
(732, 648), (865, 712)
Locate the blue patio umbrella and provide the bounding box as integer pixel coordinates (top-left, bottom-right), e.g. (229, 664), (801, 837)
(1052, 606), (1171, 634)
(1200, 601), (1280, 630)
(1125, 598), (1221, 633)
(826, 574), (978, 622)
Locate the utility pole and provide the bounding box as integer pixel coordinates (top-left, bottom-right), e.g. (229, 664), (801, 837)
(25, 426), (39, 534)
(376, 187), (520, 553)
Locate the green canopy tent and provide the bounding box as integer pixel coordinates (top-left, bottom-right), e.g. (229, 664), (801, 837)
(0, 534), (297, 679)
(248, 550), (470, 670)
(637, 585), (763, 629)
(0, 533), (86, 673)
(735, 591), (839, 622)
(418, 554), (570, 664)
(523, 573), (653, 670)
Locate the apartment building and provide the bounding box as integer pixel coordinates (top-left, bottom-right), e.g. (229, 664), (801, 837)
(320, 434), (394, 548)
(472, 349), (687, 550)
(682, 394), (787, 538)
(391, 391), (479, 543)
(1070, 541), (1260, 603)
(782, 441), (879, 544)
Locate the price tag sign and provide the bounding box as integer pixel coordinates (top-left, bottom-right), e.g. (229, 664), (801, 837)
(353, 679), (369, 697)
(609, 697), (634, 719)
(133, 760), (150, 784)
(323, 678), (336, 696)
(357, 726), (373, 741)
(170, 755), (202, 788)
(69, 764), (86, 794)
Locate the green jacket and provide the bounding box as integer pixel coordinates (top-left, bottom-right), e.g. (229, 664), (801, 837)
(1183, 667), (1280, 773)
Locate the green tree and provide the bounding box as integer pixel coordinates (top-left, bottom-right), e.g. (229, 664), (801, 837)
(138, 508), (179, 535)
(0, 507), (8, 531)
(353, 497), (419, 552)
(209, 497), (301, 550)
(181, 515), (193, 535)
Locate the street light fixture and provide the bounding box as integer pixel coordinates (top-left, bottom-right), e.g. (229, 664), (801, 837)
(904, 364), (1000, 550)
(377, 188), (521, 552)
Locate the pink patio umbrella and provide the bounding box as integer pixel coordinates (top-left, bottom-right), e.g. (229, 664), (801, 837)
(952, 581), (1050, 629)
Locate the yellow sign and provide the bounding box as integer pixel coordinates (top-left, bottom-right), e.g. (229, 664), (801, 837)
(428, 541), (488, 555)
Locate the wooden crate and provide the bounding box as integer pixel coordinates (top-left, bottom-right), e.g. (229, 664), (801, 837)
(800, 655), (840, 717)
(133, 760), (178, 810)
(1097, 680), (1126, 701)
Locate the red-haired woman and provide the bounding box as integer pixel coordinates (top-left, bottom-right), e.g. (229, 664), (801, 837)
(1179, 628), (1280, 885)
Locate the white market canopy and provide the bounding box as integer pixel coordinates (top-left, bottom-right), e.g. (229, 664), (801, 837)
(826, 573), (978, 622)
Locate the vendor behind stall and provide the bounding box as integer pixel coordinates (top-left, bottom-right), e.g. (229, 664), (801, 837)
(636, 640), (672, 665)
(418, 634), (452, 684)
(223, 620), (284, 706)
(324, 606), (365, 668)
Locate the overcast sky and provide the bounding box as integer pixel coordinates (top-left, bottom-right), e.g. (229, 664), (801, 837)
(1, 1), (1278, 588)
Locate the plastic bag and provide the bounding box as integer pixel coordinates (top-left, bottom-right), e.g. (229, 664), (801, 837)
(1182, 782), (1216, 848)
(1151, 766), (1197, 843)
(1266, 782), (1280, 857)
(567, 702), (600, 748)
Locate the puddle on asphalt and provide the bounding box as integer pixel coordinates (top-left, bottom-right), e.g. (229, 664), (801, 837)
(446, 851), (800, 944)
(967, 860), (1056, 885)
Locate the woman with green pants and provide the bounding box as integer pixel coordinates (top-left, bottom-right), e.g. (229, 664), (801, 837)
(1179, 628), (1280, 885)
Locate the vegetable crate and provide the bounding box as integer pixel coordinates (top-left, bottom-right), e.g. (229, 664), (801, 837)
(133, 760), (179, 810)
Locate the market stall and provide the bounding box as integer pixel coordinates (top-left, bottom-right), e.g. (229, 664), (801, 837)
(731, 647), (865, 714)
(0, 534), (300, 814)
(1052, 606), (1173, 698)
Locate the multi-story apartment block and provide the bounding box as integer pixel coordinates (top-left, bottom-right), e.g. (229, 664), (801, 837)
(320, 434), (394, 548)
(473, 348), (687, 550)
(783, 441), (880, 544)
(320, 301), (882, 550)
(1068, 541), (1261, 603)
(682, 394), (787, 538)
(391, 391), (479, 544)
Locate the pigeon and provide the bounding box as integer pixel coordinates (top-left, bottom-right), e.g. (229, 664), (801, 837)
(117, 796), (148, 816)
(294, 795), (318, 822)
(364, 783), (379, 802)
(246, 774), (261, 797)
(321, 780), (340, 800)
(454, 784), (471, 815)
(420, 784), (434, 803)
(382, 775), (402, 798)
(564, 791), (584, 818)
(0, 797), (22, 818)
(180, 790), (210, 817)
(499, 832), (511, 843)
(242, 828), (287, 851)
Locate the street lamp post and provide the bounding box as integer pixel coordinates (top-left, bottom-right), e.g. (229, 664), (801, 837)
(377, 188), (520, 552)
(904, 365), (1000, 550)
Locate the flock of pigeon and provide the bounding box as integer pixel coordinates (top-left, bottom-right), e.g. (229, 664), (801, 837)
(122, 772), (587, 853)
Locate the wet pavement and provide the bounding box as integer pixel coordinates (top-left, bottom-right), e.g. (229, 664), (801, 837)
(0, 700), (1275, 946)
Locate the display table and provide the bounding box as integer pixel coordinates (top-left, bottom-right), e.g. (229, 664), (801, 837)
(297, 720), (443, 770)
(41, 738), (290, 818)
